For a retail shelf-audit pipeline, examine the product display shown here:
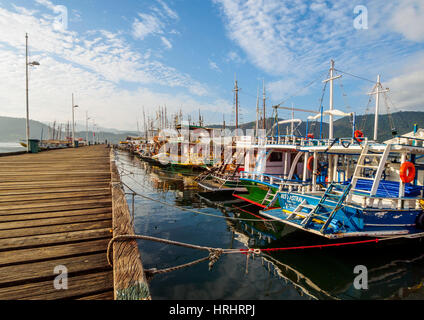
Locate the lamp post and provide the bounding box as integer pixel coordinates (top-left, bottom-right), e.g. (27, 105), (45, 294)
(25, 33), (40, 152)
(85, 111), (90, 146)
(72, 93), (79, 148)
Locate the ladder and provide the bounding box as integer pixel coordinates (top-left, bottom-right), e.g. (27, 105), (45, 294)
(286, 199), (316, 220)
(300, 183), (352, 234)
(263, 183), (285, 209)
(347, 143), (391, 201)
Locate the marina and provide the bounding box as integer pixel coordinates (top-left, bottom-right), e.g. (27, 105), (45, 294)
(1, 0), (424, 304)
(112, 150), (424, 299)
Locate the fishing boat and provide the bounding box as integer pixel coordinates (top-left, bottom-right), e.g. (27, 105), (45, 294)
(249, 61), (424, 239)
(258, 131), (424, 239)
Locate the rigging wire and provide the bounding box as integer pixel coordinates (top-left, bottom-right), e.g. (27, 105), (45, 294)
(334, 68), (375, 84)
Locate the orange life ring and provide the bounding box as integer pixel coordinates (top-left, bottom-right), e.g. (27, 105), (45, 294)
(400, 161), (415, 183)
(354, 130), (364, 141)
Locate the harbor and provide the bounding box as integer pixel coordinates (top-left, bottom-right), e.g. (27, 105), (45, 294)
(1, 0), (424, 304)
(111, 149), (424, 299)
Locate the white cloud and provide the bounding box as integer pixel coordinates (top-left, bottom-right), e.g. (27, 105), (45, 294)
(390, 0), (424, 42)
(0, 3), (226, 129)
(208, 59), (221, 72)
(214, 0), (424, 111)
(226, 50), (244, 64)
(157, 0), (179, 20)
(132, 13), (164, 40)
(161, 36), (172, 49)
(385, 53), (424, 111)
(132, 0), (179, 50)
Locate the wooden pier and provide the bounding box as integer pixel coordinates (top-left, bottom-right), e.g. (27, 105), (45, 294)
(0, 145), (149, 300)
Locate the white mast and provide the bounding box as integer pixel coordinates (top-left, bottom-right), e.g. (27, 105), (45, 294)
(291, 103), (294, 136)
(255, 85), (260, 136)
(369, 75), (389, 141)
(323, 59), (341, 140)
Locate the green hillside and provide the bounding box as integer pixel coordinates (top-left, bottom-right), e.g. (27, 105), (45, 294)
(208, 111), (422, 142)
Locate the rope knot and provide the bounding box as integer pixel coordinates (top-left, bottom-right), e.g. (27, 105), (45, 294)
(208, 249), (223, 271)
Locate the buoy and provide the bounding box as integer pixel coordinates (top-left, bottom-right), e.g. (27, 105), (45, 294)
(400, 161), (415, 183)
(307, 133), (314, 139)
(354, 130), (364, 142)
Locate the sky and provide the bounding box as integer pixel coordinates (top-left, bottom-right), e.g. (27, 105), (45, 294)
(0, 0), (423, 131)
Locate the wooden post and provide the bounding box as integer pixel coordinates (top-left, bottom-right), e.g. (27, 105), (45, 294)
(110, 149), (151, 300)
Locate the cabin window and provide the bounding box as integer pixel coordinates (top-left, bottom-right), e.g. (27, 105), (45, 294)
(270, 152), (283, 162)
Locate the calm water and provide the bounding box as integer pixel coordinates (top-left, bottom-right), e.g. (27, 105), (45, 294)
(0, 142), (24, 153)
(115, 150), (424, 300)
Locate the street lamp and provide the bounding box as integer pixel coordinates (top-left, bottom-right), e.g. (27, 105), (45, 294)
(72, 93), (79, 148)
(25, 33), (40, 152)
(86, 111), (90, 146)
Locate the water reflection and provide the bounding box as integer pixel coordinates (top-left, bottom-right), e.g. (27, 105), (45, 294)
(116, 151), (424, 300)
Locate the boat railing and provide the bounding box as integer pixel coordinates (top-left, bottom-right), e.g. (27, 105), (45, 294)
(240, 171), (309, 186)
(254, 135), (368, 148)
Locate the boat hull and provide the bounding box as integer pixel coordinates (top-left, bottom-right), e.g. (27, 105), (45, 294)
(261, 191), (424, 239)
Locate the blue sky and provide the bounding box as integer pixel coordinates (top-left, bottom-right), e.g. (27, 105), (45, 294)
(0, 0), (423, 130)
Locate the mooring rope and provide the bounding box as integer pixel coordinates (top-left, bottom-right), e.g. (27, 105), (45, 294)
(106, 231), (424, 280)
(118, 175), (281, 222)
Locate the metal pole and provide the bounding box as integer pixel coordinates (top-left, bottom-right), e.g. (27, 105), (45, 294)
(373, 75), (380, 141)
(329, 59), (334, 140)
(262, 80), (266, 131)
(86, 111), (89, 146)
(25, 33), (30, 153)
(72, 93), (75, 147)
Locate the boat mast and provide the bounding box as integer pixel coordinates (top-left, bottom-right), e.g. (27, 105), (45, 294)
(233, 76), (239, 129)
(255, 85), (260, 136)
(323, 60), (341, 140)
(291, 103), (294, 136)
(369, 75), (389, 141)
(262, 80), (266, 131)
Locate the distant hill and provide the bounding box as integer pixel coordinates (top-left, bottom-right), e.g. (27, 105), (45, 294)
(207, 111), (424, 142)
(0, 116), (138, 144)
(1, 111), (422, 144)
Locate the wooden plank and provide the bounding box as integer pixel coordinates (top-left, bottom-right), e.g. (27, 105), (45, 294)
(0, 197), (112, 212)
(0, 220), (112, 239)
(77, 291), (114, 300)
(0, 200), (112, 215)
(0, 191), (110, 203)
(0, 213), (112, 230)
(0, 228), (111, 250)
(0, 186), (110, 196)
(0, 252), (110, 286)
(0, 238), (110, 266)
(0, 181), (110, 189)
(0, 207), (111, 222)
(0, 271), (113, 300)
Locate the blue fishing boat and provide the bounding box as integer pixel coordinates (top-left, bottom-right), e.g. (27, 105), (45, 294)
(237, 61), (424, 240)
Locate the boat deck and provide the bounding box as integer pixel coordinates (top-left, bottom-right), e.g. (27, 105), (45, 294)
(0, 145), (114, 299)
